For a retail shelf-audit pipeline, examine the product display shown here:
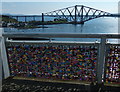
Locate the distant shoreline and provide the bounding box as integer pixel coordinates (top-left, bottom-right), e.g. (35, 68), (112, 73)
(0, 25), (49, 29)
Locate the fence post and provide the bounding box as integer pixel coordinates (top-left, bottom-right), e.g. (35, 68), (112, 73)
(0, 37), (2, 92)
(97, 37), (106, 84)
(0, 37), (10, 79)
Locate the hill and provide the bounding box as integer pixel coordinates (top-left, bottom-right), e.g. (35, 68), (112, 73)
(1, 15), (18, 23)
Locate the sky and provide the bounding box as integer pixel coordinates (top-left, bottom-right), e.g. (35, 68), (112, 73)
(1, 1), (119, 15)
(1, 0), (120, 2)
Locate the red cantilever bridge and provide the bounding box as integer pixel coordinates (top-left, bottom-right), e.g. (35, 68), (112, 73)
(9, 5), (117, 24)
(43, 5), (112, 24)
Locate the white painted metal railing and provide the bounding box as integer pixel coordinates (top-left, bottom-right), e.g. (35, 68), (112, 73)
(0, 33), (120, 84)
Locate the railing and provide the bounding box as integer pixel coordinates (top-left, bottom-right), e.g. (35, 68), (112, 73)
(105, 44), (120, 83)
(1, 33), (120, 84)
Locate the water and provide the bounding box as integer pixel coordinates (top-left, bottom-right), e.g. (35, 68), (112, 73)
(4, 17), (118, 33)
(3, 17), (118, 43)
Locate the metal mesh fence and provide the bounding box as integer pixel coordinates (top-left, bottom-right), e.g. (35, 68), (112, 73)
(6, 43), (98, 82)
(105, 45), (120, 83)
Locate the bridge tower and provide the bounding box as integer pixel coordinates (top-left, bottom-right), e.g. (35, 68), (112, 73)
(74, 5), (77, 24)
(80, 5), (84, 24)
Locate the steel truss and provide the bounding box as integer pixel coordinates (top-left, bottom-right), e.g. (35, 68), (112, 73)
(44, 5), (112, 24)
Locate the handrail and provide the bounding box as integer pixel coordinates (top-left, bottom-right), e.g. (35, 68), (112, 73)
(2, 33), (120, 38)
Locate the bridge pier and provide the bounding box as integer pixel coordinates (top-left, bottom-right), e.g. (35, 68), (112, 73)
(16, 16), (18, 22)
(25, 16), (27, 22)
(42, 13), (44, 23)
(33, 16), (35, 21)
